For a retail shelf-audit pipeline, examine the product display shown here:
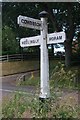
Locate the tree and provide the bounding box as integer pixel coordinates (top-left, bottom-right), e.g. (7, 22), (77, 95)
(2, 2), (80, 66)
(2, 25), (19, 54)
(39, 2), (80, 67)
(2, 2), (40, 54)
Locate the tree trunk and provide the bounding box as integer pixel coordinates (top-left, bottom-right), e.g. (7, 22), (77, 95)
(41, 3), (75, 67)
(51, 44), (54, 54)
(64, 40), (72, 67)
(40, 3), (59, 32)
(65, 3), (75, 67)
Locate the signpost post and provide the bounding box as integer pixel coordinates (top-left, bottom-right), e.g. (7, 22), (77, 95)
(17, 11), (66, 99)
(39, 11), (50, 99)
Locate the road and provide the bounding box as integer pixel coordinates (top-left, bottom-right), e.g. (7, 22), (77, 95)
(1, 71), (80, 107)
(1, 72), (37, 102)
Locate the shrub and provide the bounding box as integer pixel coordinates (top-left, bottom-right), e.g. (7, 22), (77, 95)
(50, 62), (79, 89)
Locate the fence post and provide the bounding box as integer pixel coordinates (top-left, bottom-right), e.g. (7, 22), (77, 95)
(7, 54), (9, 62)
(21, 54), (23, 61)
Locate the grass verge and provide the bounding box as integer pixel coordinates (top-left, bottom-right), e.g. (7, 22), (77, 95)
(2, 62), (80, 118)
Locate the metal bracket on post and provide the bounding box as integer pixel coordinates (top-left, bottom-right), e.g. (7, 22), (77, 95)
(39, 11), (50, 100)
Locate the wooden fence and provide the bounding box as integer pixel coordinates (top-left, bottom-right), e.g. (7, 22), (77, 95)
(0, 53), (66, 62)
(0, 54), (23, 61)
(0, 53), (40, 62)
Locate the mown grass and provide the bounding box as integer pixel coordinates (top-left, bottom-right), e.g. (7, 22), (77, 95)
(1, 59), (60, 76)
(2, 60), (39, 76)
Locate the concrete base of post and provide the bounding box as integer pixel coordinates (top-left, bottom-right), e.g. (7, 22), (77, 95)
(23, 75), (25, 81)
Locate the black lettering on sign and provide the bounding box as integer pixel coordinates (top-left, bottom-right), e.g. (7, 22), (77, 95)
(29, 21), (32, 25)
(59, 36), (62, 39)
(37, 39), (39, 43)
(49, 35), (62, 41)
(25, 39), (29, 44)
(56, 36), (59, 40)
(21, 19), (28, 24)
(54, 37), (56, 40)
(22, 42), (24, 44)
(30, 39), (39, 44)
(21, 19), (24, 23)
(22, 39), (29, 45)
(49, 37), (52, 41)
(30, 40), (34, 43)
(49, 37), (56, 41)
(21, 19), (41, 27)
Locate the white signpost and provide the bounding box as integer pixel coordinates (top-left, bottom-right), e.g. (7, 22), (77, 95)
(17, 11), (66, 99)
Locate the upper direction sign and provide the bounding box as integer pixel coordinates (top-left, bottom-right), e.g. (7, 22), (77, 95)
(47, 31), (66, 44)
(17, 15), (42, 30)
(20, 35), (41, 47)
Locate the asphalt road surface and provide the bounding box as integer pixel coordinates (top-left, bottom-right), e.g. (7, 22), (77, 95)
(1, 72), (37, 101)
(1, 72), (80, 107)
